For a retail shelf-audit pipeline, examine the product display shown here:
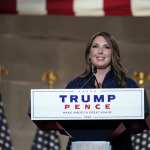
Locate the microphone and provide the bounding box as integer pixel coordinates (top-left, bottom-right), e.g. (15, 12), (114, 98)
(81, 66), (97, 88)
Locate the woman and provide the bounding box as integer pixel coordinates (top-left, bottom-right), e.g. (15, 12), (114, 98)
(66, 32), (149, 150)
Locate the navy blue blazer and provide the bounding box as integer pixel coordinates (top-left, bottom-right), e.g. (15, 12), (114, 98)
(65, 69), (149, 141)
(66, 69), (138, 89)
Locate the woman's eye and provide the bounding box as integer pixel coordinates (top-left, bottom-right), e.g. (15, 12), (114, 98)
(104, 45), (110, 49)
(92, 45), (98, 48)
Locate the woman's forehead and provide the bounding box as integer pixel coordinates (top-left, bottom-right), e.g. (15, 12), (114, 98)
(92, 36), (108, 44)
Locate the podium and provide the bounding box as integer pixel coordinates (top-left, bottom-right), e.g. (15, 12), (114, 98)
(30, 88), (146, 150)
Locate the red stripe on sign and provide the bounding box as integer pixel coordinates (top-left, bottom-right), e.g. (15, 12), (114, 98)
(0, 0), (16, 14)
(46, 0), (74, 15)
(104, 0), (131, 16)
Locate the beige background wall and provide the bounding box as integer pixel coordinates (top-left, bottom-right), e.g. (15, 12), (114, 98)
(0, 16), (150, 150)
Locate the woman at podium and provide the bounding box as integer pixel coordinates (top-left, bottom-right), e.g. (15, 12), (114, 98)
(65, 32), (149, 150)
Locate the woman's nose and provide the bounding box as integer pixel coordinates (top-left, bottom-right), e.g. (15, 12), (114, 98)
(98, 46), (103, 53)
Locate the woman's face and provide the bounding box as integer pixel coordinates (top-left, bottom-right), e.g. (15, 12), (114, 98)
(89, 35), (112, 69)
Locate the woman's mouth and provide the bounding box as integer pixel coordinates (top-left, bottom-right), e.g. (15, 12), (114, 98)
(96, 56), (105, 60)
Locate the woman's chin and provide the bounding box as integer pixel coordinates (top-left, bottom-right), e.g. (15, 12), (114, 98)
(96, 64), (111, 70)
